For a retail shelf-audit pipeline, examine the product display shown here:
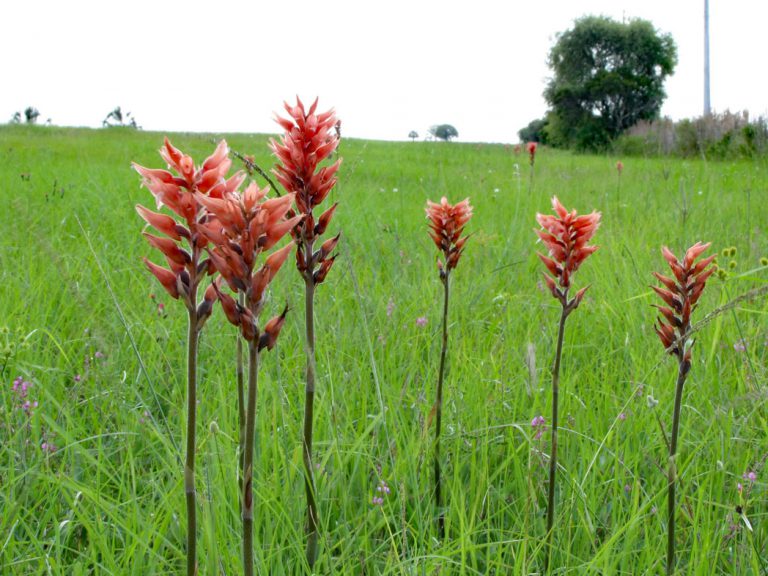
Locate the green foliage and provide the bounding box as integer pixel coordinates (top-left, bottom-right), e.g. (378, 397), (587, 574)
(103, 106), (139, 129)
(545, 15), (677, 151)
(518, 116), (549, 144)
(0, 124), (767, 573)
(614, 111), (768, 159)
(428, 124), (459, 141)
(24, 107), (40, 124)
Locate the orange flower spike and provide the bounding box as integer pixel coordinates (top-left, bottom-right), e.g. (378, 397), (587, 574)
(270, 97), (340, 210)
(652, 243), (714, 358)
(425, 197), (473, 276)
(536, 196), (600, 297)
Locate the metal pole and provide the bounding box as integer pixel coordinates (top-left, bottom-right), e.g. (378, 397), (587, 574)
(704, 0), (711, 116)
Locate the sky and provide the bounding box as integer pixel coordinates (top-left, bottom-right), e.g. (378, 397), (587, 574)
(3, 0), (766, 143)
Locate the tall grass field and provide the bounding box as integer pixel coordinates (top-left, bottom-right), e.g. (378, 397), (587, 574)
(1, 125), (766, 574)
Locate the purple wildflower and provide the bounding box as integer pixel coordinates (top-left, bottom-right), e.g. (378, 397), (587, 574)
(415, 316), (428, 327)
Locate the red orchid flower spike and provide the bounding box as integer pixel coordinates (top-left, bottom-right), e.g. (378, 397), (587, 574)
(536, 196), (601, 310)
(194, 172), (299, 576)
(198, 182), (301, 347)
(426, 196), (473, 279)
(653, 242), (715, 575)
(527, 141), (537, 166)
(133, 138), (237, 576)
(270, 97), (341, 568)
(424, 195), (472, 538)
(133, 138), (232, 325)
(652, 242), (715, 364)
(270, 97), (341, 283)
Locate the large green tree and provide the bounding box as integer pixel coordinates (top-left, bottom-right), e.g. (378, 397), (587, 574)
(544, 16), (677, 150)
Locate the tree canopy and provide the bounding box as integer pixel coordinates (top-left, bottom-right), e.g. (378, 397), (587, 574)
(544, 16), (677, 150)
(429, 124), (458, 141)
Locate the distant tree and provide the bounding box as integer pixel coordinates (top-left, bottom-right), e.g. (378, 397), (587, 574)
(10, 112), (21, 124)
(408, 130), (419, 142)
(103, 106), (124, 126)
(429, 124), (459, 142)
(545, 16), (677, 150)
(24, 107), (40, 124)
(103, 106), (139, 129)
(518, 117), (550, 144)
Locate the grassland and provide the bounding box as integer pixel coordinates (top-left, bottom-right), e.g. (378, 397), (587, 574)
(1, 124), (766, 574)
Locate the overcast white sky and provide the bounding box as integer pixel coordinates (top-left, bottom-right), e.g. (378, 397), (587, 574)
(3, 0), (766, 143)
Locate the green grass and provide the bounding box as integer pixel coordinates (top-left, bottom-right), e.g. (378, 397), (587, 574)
(1, 124), (766, 574)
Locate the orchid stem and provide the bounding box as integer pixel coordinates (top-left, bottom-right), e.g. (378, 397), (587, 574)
(237, 294), (246, 499)
(303, 269), (319, 568)
(667, 358), (689, 575)
(434, 272), (450, 539)
(185, 307), (199, 576)
(545, 302), (569, 572)
(242, 340), (259, 576)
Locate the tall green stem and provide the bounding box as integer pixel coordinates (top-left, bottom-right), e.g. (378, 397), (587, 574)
(303, 273), (318, 568)
(185, 306), (199, 576)
(237, 294), (246, 497)
(667, 358), (689, 575)
(434, 273), (450, 539)
(242, 340), (259, 576)
(545, 304), (569, 571)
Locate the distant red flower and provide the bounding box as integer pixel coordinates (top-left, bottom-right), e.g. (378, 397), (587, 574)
(527, 142), (537, 166)
(270, 97), (341, 284)
(652, 242), (715, 362)
(425, 197), (473, 276)
(616, 160), (624, 175)
(536, 196), (600, 307)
